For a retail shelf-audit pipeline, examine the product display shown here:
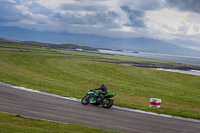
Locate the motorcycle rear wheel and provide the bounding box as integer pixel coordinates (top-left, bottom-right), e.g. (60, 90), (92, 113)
(81, 95), (89, 105)
(102, 99), (113, 108)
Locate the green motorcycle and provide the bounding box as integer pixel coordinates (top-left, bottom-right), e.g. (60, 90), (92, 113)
(81, 89), (116, 108)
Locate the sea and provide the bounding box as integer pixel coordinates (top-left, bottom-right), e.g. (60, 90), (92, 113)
(98, 50), (200, 76)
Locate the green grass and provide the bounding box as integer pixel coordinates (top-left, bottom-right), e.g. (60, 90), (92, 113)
(0, 112), (118, 133)
(0, 43), (200, 120)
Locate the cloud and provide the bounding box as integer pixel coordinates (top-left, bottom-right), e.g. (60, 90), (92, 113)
(121, 6), (146, 28)
(27, 3), (52, 15)
(60, 3), (107, 12)
(84, 11), (119, 28)
(0, 1), (23, 22)
(7, 0), (16, 3)
(167, 0), (200, 13)
(54, 10), (119, 28)
(119, 0), (164, 11)
(146, 8), (200, 41)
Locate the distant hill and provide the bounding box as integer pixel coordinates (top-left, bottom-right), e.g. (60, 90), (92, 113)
(114, 38), (200, 57)
(1, 36), (200, 57)
(72, 35), (200, 57)
(0, 38), (98, 51)
(73, 36), (200, 57)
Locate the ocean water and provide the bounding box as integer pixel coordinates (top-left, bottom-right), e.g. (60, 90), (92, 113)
(99, 50), (200, 66)
(99, 50), (200, 76)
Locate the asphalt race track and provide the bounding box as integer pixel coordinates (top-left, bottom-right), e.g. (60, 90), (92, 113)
(0, 84), (199, 133)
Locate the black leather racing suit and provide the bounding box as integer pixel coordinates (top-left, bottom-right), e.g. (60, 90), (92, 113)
(94, 84), (108, 99)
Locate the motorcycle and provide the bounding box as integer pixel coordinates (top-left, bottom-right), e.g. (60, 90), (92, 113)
(81, 89), (116, 108)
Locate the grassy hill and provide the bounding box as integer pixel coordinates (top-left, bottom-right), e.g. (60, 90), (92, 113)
(0, 38), (98, 51)
(0, 42), (200, 120)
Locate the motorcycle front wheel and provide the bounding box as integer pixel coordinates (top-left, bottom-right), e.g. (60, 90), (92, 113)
(81, 95), (89, 105)
(102, 99), (113, 108)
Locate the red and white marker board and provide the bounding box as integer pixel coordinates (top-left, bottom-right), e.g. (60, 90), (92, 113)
(149, 98), (162, 108)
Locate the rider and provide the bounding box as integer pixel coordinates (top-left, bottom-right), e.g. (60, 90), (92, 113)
(92, 84), (108, 99)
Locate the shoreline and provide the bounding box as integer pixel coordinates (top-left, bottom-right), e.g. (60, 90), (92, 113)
(116, 62), (200, 71)
(97, 61), (200, 76)
(117, 62), (200, 76)
(152, 68), (200, 76)
(99, 50), (200, 66)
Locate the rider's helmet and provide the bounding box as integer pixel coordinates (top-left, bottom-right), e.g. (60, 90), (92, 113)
(100, 84), (106, 88)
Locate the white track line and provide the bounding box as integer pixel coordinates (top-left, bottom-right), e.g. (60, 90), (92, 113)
(0, 82), (199, 123)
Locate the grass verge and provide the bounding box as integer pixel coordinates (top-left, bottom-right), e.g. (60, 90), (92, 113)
(0, 112), (118, 133)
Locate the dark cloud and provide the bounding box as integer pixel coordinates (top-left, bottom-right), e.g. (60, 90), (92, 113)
(121, 6), (145, 28)
(138, 0), (161, 10)
(107, 11), (119, 18)
(56, 2), (119, 28)
(0, 0), (120, 29)
(167, 0), (200, 13)
(56, 11), (119, 28)
(53, 13), (62, 19)
(0, 1), (51, 25)
(121, 0), (163, 11)
(84, 11), (119, 28)
(58, 13), (85, 25)
(60, 3), (107, 12)
(0, 1), (22, 22)
(28, 3), (53, 15)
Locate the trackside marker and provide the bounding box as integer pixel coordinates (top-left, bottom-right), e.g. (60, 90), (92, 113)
(149, 98), (162, 108)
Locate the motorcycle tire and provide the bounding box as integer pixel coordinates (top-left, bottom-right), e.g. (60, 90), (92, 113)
(81, 95), (89, 105)
(102, 99), (113, 108)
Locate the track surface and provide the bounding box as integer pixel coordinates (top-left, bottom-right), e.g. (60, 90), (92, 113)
(0, 85), (199, 133)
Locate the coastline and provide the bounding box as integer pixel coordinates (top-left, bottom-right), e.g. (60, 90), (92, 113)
(152, 68), (200, 76)
(118, 62), (200, 76)
(99, 50), (200, 66)
(97, 50), (200, 76)
(117, 62), (200, 71)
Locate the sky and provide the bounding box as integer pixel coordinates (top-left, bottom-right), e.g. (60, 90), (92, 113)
(0, 0), (200, 51)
